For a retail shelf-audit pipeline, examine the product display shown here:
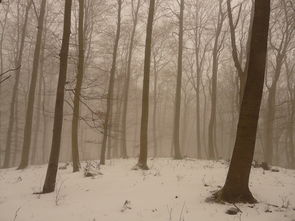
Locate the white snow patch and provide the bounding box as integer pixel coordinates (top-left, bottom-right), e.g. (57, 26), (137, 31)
(0, 158), (294, 221)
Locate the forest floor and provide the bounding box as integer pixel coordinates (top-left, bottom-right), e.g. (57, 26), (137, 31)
(0, 158), (295, 221)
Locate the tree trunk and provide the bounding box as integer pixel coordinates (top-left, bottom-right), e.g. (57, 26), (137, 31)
(31, 17), (47, 165)
(217, 0), (270, 203)
(42, 74), (48, 163)
(172, 0), (184, 160)
(121, 0), (141, 159)
(136, 0), (156, 169)
(42, 0), (72, 193)
(100, 0), (122, 165)
(208, 1), (224, 160)
(0, 1), (10, 166)
(264, 56), (284, 165)
(152, 54), (158, 157)
(18, 0), (47, 169)
(71, 0), (85, 172)
(3, 0), (32, 168)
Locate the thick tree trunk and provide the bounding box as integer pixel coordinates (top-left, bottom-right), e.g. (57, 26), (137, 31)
(100, 0), (122, 165)
(18, 0), (47, 169)
(3, 0), (32, 168)
(71, 0), (85, 172)
(172, 0), (184, 160)
(217, 0), (270, 203)
(42, 0), (72, 193)
(136, 0), (156, 169)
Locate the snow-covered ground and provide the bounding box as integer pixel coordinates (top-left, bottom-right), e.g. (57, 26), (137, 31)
(0, 158), (294, 221)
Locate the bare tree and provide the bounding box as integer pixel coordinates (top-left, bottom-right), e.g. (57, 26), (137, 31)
(100, 0), (122, 165)
(208, 0), (226, 160)
(264, 0), (294, 165)
(121, 0), (141, 159)
(18, 0), (47, 169)
(135, 0), (156, 170)
(71, 0), (85, 172)
(216, 0), (270, 203)
(3, 0), (32, 168)
(172, 0), (184, 159)
(42, 0), (72, 193)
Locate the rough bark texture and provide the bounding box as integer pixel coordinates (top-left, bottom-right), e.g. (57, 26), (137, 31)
(42, 0), (72, 193)
(71, 0), (84, 172)
(18, 0), (47, 169)
(172, 0), (184, 160)
(136, 0), (156, 170)
(100, 0), (122, 165)
(217, 0), (270, 203)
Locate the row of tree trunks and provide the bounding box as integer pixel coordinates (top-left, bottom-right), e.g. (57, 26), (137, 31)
(264, 0), (293, 165)
(18, 0), (47, 169)
(3, 0), (32, 168)
(208, 0), (225, 160)
(100, 0), (122, 165)
(121, 0), (141, 159)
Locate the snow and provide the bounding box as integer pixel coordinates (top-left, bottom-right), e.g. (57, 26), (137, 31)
(0, 158), (294, 221)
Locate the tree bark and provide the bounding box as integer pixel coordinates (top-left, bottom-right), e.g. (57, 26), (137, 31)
(42, 0), (72, 193)
(71, 0), (85, 172)
(217, 0), (270, 203)
(136, 0), (156, 169)
(172, 0), (184, 159)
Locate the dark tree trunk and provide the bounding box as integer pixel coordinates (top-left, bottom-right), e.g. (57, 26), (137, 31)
(217, 0), (270, 203)
(18, 0), (47, 169)
(100, 0), (122, 165)
(42, 0), (72, 193)
(136, 0), (156, 169)
(71, 0), (85, 172)
(172, 0), (184, 160)
(3, 0), (32, 168)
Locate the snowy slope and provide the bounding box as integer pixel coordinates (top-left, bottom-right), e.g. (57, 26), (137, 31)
(0, 158), (294, 221)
